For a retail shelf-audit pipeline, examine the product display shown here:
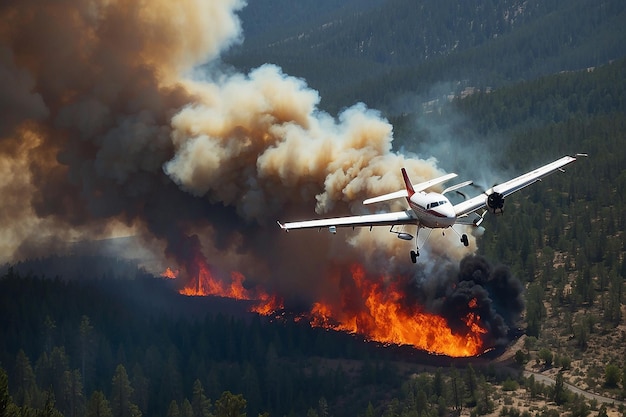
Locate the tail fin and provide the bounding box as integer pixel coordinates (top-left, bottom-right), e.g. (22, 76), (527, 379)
(401, 168), (415, 197)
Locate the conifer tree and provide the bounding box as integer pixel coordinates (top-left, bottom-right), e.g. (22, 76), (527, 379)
(191, 379), (211, 417)
(13, 349), (40, 408)
(87, 391), (113, 417)
(214, 391), (246, 417)
(111, 364), (141, 417)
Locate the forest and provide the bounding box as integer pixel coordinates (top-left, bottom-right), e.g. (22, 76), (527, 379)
(226, 0), (626, 112)
(2, 50), (625, 416)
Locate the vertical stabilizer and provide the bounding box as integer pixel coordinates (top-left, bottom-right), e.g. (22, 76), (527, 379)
(401, 168), (415, 197)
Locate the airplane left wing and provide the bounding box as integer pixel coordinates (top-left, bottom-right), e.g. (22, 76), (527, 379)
(454, 154), (583, 220)
(278, 210), (417, 232)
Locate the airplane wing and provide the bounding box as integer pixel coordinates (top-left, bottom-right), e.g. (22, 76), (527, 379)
(454, 154), (582, 220)
(278, 210), (417, 232)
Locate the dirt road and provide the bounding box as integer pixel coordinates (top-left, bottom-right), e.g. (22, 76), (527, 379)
(523, 370), (625, 405)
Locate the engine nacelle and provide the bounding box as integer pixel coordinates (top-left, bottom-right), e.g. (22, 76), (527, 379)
(487, 191), (504, 213)
(397, 233), (414, 241)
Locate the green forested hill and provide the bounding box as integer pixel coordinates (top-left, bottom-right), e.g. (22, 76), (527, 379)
(234, 0), (385, 39)
(227, 0), (626, 112)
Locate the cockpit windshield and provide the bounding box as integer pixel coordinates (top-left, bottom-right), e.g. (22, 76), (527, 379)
(426, 201), (447, 209)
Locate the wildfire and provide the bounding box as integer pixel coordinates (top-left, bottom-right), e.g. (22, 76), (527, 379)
(172, 256), (284, 314)
(161, 267), (179, 279)
(168, 260), (489, 357)
(307, 265), (487, 357)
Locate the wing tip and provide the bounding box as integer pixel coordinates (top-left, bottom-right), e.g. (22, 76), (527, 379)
(277, 221), (289, 232)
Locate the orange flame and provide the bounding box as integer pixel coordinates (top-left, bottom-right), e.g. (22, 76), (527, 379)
(167, 260), (488, 357)
(161, 267), (179, 279)
(306, 264), (487, 357)
(171, 256), (284, 314)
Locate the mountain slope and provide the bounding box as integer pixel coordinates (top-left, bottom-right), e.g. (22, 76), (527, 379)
(226, 0), (626, 112)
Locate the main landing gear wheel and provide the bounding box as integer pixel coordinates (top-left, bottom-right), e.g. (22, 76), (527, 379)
(410, 250), (419, 263)
(461, 234), (469, 247)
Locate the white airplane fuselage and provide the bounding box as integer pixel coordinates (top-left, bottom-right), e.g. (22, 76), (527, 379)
(407, 191), (456, 229)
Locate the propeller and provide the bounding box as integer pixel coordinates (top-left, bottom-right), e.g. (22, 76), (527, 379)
(486, 190), (504, 213)
(470, 183), (504, 214)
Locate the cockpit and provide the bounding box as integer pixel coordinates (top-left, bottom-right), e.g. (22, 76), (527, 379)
(426, 201), (447, 210)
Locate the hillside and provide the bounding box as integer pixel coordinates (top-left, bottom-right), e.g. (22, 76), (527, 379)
(1, 58), (625, 416)
(226, 0), (626, 112)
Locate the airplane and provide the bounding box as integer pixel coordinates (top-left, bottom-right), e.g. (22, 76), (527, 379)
(278, 154), (586, 263)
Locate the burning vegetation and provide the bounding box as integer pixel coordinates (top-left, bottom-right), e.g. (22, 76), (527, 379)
(165, 253), (523, 358)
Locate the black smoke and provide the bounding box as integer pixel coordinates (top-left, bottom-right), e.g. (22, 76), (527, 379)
(411, 254), (524, 349)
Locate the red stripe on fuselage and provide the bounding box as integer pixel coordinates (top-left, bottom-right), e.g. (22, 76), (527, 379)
(409, 199), (455, 229)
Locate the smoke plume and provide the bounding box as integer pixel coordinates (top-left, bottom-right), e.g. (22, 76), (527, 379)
(424, 254), (524, 347)
(1, 0), (523, 351)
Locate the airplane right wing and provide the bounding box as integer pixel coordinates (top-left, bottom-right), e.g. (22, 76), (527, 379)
(454, 154), (583, 221)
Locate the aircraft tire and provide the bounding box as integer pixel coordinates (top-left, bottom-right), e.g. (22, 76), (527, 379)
(461, 234), (469, 247)
(410, 250), (418, 263)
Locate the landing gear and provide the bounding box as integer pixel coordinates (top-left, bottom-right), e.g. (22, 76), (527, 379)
(409, 226), (424, 263)
(461, 233), (469, 247)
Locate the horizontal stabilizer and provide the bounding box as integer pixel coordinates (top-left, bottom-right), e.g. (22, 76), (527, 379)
(363, 190), (408, 205)
(442, 180), (473, 195)
(413, 172), (458, 192)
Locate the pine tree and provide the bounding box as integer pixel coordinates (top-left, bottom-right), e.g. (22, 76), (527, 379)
(79, 315), (94, 391)
(214, 391), (246, 417)
(465, 364), (477, 407)
(63, 369), (86, 417)
(1, 367), (12, 416)
(87, 391), (113, 417)
(13, 349), (40, 408)
(167, 400), (181, 417)
(180, 399), (194, 417)
(449, 367), (464, 414)
(553, 371), (567, 405)
(111, 364), (141, 417)
(191, 379), (211, 417)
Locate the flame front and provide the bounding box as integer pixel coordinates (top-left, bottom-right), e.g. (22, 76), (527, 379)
(174, 255), (284, 313)
(168, 261), (488, 357)
(307, 265), (487, 357)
